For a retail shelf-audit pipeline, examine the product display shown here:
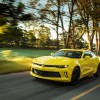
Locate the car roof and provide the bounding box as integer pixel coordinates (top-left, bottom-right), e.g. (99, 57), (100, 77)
(60, 49), (89, 52)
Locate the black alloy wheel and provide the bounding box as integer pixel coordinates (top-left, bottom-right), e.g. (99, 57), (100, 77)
(94, 64), (100, 77)
(71, 67), (80, 84)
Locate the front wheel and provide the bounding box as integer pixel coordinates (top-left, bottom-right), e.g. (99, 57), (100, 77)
(71, 67), (80, 84)
(94, 64), (100, 77)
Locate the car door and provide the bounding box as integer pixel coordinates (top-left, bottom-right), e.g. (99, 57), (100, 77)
(80, 51), (95, 77)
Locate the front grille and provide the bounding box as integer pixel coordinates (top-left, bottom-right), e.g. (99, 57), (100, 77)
(44, 65), (64, 68)
(32, 68), (61, 77)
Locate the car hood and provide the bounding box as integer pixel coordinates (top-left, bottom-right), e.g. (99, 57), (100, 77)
(33, 56), (74, 65)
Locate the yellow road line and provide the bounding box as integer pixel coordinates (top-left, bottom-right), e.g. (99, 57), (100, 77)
(71, 84), (100, 100)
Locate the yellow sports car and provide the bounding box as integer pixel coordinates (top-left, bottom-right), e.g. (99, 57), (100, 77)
(30, 49), (100, 84)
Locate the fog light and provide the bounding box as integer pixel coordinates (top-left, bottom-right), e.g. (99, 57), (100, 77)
(64, 72), (68, 78)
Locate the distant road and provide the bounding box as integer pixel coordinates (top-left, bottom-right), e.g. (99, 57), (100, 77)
(0, 72), (100, 100)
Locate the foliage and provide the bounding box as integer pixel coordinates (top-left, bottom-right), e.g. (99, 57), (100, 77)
(25, 30), (37, 47)
(36, 25), (51, 47)
(0, 26), (23, 46)
(0, 0), (24, 25)
(0, 15), (7, 26)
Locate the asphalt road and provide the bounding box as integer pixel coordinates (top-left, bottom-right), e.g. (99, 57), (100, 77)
(0, 72), (100, 100)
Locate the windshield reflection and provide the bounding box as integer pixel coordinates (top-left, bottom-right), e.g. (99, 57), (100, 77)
(53, 50), (82, 58)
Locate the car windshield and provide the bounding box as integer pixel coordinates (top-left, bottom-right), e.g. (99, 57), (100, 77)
(53, 50), (82, 58)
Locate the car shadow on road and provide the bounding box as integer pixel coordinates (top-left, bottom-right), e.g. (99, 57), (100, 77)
(31, 75), (99, 88)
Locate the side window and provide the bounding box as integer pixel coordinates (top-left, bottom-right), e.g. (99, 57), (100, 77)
(90, 51), (95, 57)
(83, 51), (93, 58)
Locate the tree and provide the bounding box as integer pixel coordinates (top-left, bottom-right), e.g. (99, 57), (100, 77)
(0, 26), (23, 46)
(29, 0), (85, 49)
(77, 0), (100, 54)
(0, 0), (35, 47)
(0, 0), (25, 26)
(37, 25), (51, 48)
(26, 30), (36, 47)
(29, 0), (68, 49)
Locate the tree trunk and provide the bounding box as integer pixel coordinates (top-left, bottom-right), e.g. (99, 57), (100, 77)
(97, 28), (100, 55)
(87, 25), (92, 50)
(56, 26), (59, 49)
(56, 0), (60, 49)
(59, 11), (66, 48)
(66, 0), (75, 48)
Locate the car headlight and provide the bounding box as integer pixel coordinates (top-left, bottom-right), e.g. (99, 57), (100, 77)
(57, 65), (69, 68)
(64, 65), (69, 68)
(33, 62), (42, 66)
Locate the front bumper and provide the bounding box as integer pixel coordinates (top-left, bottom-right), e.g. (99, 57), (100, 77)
(30, 65), (72, 82)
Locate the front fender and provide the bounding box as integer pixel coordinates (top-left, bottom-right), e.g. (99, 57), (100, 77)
(68, 60), (80, 73)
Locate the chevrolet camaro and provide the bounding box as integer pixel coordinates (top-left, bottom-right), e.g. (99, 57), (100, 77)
(30, 49), (100, 84)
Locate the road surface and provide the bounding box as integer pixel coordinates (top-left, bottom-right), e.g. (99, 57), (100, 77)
(0, 72), (100, 100)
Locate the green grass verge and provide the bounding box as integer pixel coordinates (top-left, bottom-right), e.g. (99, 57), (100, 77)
(0, 48), (56, 74)
(0, 57), (33, 74)
(0, 48), (56, 58)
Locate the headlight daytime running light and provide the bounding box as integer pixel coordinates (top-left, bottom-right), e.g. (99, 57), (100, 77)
(57, 65), (69, 68)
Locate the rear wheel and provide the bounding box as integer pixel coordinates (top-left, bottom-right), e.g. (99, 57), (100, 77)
(71, 67), (80, 84)
(94, 64), (100, 77)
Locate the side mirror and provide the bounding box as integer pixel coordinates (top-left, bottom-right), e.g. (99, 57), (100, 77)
(51, 53), (54, 56)
(85, 56), (90, 60)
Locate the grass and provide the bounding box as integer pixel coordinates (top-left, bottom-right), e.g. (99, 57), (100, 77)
(0, 48), (56, 74)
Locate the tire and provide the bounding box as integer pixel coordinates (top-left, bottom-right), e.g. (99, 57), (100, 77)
(94, 64), (100, 77)
(71, 67), (80, 84)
